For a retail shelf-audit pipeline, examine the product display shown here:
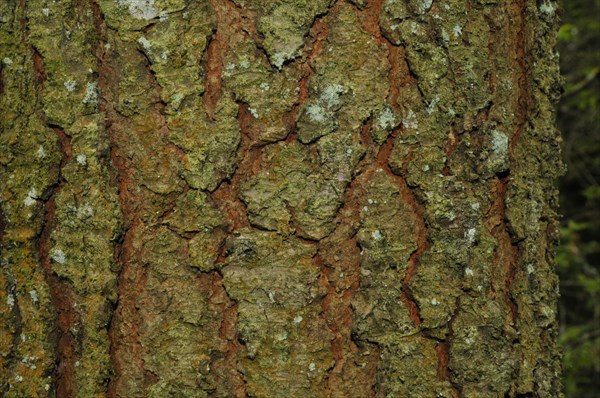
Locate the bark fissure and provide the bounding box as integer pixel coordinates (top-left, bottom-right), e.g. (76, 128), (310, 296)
(37, 125), (79, 398)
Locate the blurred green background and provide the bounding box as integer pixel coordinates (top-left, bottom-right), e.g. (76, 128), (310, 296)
(557, 0), (600, 396)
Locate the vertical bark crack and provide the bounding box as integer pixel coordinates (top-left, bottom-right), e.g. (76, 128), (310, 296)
(37, 124), (80, 398)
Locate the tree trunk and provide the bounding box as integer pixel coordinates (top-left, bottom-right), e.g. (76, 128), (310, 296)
(1, 0), (564, 397)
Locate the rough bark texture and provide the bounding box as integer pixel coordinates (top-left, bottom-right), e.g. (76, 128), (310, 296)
(1, 0), (563, 397)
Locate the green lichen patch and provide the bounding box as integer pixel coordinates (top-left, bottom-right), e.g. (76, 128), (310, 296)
(137, 230), (228, 397)
(163, 190), (227, 234)
(221, 230), (333, 397)
(241, 141), (342, 240)
(49, 115), (122, 396)
(167, 97), (240, 191)
(376, 336), (455, 397)
(352, 170), (419, 342)
(357, 170), (417, 272)
(99, 0), (187, 31)
(136, 1), (215, 111)
(163, 190), (228, 272)
(448, 296), (517, 397)
(297, 4), (390, 143)
(222, 39), (300, 142)
(234, 0), (333, 69)
(27, 0), (100, 126)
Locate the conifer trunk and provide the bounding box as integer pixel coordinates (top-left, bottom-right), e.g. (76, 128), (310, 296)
(1, 0), (563, 396)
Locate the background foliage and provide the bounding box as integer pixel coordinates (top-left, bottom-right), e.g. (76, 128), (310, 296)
(556, 0), (600, 396)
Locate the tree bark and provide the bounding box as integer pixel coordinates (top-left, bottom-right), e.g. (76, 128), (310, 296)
(1, 0), (563, 397)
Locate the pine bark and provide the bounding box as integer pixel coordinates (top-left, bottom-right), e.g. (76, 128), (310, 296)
(1, 0), (563, 397)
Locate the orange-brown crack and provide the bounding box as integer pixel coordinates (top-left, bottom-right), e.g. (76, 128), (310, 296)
(207, 272), (247, 397)
(90, 3), (151, 395)
(211, 102), (263, 238)
(38, 127), (80, 398)
(485, 175), (519, 323)
(508, 0), (530, 153)
(373, 128), (427, 327)
(204, 0), (244, 118)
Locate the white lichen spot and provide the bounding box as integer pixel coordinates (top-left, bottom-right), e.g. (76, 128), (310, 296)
(426, 96), (439, 115)
(346, 148), (353, 155)
(362, 206), (368, 212)
(422, 165), (430, 172)
(22, 355), (37, 369)
(104, 43), (111, 50)
(416, 0), (433, 14)
(45, 384), (50, 391)
(431, 298), (440, 306)
(82, 82), (98, 105)
(402, 110), (419, 130)
(477, 285), (483, 291)
(119, 0), (158, 20)
(410, 21), (419, 34)
(75, 361), (80, 367)
(170, 92), (185, 109)
(3, 57), (13, 66)
(276, 331), (288, 341)
(77, 203), (94, 218)
(390, 24), (399, 31)
(24, 188), (38, 207)
(248, 107), (259, 118)
(441, 28), (450, 43)
(239, 59), (250, 69)
(268, 291), (275, 303)
(64, 80), (77, 92)
(293, 315), (303, 324)
(160, 51), (169, 61)
(377, 107), (396, 130)
(159, 10), (169, 22)
(259, 82), (270, 91)
(137, 36), (152, 50)
(308, 362), (316, 372)
(42, 8), (50, 16)
(29, 290), (39, 303)
(491, 129), (509, 156)
(527, 263), (535, 275)
(539, 1), (556, 15)
(465, 228), (477, 244)
(321, 84), (345, 107)
(306, 104), (326, 123)
(471, 202), (480, 211)
(372, 230), (383, 241)
(367, 199), (374, 204)
(271, 52), (287, 69)
(7, 294), (15, 307)
(465, 267), (474, 277)
(15, 375), (23, 382)
(76, 154), (87, 166)
(223, 63), (235, 77)
(50, 249), (66, 264)
(37, 146), (46, 158)
(453, 24), (463, 37)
